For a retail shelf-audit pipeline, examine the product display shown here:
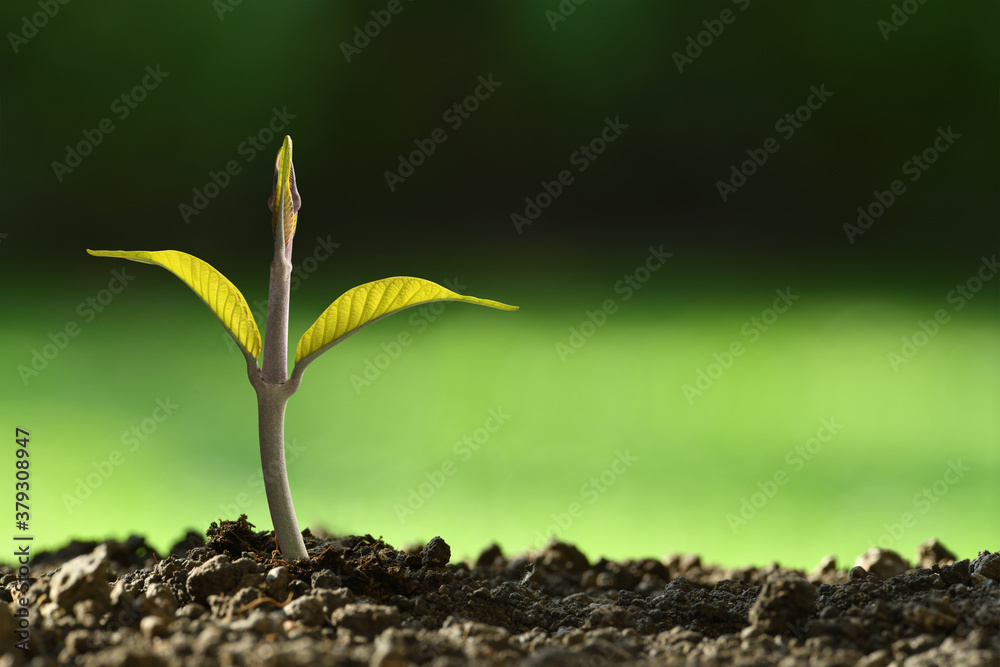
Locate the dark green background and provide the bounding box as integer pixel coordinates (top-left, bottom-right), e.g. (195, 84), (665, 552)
(1, 1), (997, 568)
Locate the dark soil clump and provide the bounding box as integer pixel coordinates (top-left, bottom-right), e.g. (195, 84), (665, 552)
(2, 518), (997, 665)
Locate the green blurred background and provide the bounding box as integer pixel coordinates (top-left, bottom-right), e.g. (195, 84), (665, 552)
(1, 1), (997, 569)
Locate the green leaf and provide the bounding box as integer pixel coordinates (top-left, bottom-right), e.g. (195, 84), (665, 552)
(295, 276), (517, 365)
(86, 249), (262, 359)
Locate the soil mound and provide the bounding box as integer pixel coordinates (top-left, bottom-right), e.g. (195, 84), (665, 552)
(2, 518), (997, 665)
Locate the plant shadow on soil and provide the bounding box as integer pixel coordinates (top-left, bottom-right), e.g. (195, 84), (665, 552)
(2, 515), (998, 665)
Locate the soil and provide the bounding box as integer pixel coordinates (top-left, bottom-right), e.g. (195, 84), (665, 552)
(1, 517), (997, 666)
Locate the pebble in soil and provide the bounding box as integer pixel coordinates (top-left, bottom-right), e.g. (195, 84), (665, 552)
(0, 516), (997, 665)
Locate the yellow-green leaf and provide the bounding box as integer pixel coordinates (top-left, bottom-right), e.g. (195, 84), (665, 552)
(295, 277), (517, 364)
(86, 249), (262, 359)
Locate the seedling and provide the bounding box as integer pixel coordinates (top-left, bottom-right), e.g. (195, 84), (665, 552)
(88, 136), (516, 560)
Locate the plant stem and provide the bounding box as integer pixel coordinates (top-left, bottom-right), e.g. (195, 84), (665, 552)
(254, 134), (306, 561)
(262, 246), (292, 385)
(254, 381), (308, 560)
(252, 248), (308, 560)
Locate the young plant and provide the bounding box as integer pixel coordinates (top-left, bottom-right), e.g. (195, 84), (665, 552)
(88, 136), (516, 560)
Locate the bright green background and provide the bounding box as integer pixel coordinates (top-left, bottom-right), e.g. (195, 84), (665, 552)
(1, 1), (997, 568)
(4, 256), (997, 569)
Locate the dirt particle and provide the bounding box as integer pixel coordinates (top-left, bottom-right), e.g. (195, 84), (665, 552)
(420, 536), (451, 569)
(917, 538), (958, 568)
(283, 595), (326, 626)
(331, 603), (402, 637)
(855, 548), (908, 580)
(971, 550), (1000, 581)
(748, 575), (816, 635)
(185, 554), (237, 603)
(537, 541), (590, 576)
(50, 543), (111, 612)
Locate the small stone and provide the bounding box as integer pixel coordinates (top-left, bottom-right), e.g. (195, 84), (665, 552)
(939, 559), (971, 586)
(50, 544), (111, 612)
(176, 603), (206, 619)
(266, 566), (289, 590)
(749, 575), (816, 635)
(313, 587), (355, 615)
(310, 569), (341, 590)
(194, 626), (224, 654)
(420, 536), (451, 569)
(371, 627), (419, 666)
(916, 539), (957, 568)
(538, 541), (590, 575)
(595, 572), (618, 588)
(266, 566), (290, 600)
(584, 605), (632, 629)
(855, 548), (908, 580)
(283, 595), (326, 626)
(331, 603), (401, 637)
(812, 555), (837, 575)
(231, 556), (261, 577)
(143, 582), (178, 616)
(110, 579), (134, 609)
(848, 566), (867, 581)
(971, 550), (1000, 581)
(229, 609), (280, 634)
(140, 615), (168, 638)
(186, 554), (237, 603)
(476, 543), (504, 568)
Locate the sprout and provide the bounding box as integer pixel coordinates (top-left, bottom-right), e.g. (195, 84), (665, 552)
(88, 136), (517, 559)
